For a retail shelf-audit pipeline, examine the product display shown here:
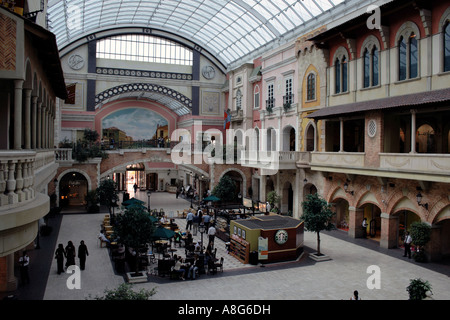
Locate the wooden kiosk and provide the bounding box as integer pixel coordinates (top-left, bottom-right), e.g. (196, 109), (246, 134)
(229, 214), (304, 264)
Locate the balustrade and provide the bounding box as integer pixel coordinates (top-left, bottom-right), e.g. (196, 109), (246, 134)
(0, 151), (36, 207)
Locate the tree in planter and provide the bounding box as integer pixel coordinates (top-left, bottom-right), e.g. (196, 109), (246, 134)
(406, 278), (432, 300)
(85, 190), (100, 213)
(92, 283), (156, 300)
(301, 193), (336, 256)
(113, 206), (155, 277)
(212, 175), (236, 203)
(410, 221), (431, 262)
(266, 191), (280, 212)
(96, 179), (119, 214)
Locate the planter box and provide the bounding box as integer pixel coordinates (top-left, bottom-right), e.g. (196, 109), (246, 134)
(308, 252), (331, 262)
(126, 271), (148, 283)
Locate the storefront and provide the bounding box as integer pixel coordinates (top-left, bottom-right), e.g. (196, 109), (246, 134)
(229, 214), (304, 264)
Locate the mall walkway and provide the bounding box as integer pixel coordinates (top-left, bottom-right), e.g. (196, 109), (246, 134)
(7, 191), (450, 301)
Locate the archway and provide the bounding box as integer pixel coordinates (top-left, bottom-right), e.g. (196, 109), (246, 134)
(281, 181), (293, 215)
(223, 170), (244, 202)
(59, 172), (89, 207)
(360, 203), (382, 240)
(394, 210), (421, 248)
(305, 123), (315, 151)
(126, 163), (146, 193)
(282, 126), (296, 151)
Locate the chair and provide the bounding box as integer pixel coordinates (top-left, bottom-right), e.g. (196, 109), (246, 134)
(214, 257), (224, 273)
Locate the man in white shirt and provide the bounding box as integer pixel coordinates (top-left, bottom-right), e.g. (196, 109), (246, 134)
(207, 224), (216, 248)
(403, 231), (413, 258)
(19, 251), (30, 285)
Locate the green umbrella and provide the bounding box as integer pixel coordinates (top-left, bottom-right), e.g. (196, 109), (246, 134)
(122, 197), (145, 206)
(203, 195), (220, 202)
(151, 225), (176, 240)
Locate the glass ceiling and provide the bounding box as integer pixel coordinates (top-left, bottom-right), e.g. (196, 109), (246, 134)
(47, 0), (345, 67)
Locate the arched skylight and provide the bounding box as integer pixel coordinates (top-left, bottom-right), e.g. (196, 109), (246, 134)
(47, 0), (346, 66)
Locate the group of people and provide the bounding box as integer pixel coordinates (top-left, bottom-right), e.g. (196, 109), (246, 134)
(172, 254), (201, 280)
(54, 240), (89, 274)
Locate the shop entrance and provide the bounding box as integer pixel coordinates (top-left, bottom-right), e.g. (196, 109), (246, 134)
(126, 163), (145, 193)
(396, 210), (421, 247)
(361, 204), (382, 241)
(59, 172), (88, 207)
(146, 173), (158, 191)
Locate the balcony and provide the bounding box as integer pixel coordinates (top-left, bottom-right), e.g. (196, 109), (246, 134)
(310, 152), (450, 183)
(231, 109), (244, 122)
(0, 150), (52, 256)
(240, 151), (307, 172)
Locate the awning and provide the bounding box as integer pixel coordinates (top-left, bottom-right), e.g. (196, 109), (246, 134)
(307, 88), (450, 120)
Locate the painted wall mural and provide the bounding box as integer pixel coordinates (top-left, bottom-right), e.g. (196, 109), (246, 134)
(102, 108), (169, 142)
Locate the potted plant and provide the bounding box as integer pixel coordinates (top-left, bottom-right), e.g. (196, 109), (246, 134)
(301, 193), (336, 261)
(91, 283), (156, 300)
(114, 205), (155, 282)
(406, 278), (432, 300)
(266, 191), (280, 212)
(410, 221), (431, 262)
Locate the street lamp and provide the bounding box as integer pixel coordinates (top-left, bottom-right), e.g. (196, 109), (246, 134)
(147, 190), (152, 212)
(198, 223), (206, 254)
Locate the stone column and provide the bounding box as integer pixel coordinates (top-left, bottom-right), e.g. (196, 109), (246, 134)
(31, 96), (38, 149)
(37, 102), (42, 149)
(380, 213), (399, 249)
(410, 109), (417, 153)
(14, 80), (24, 150)
(339, 118), (344, 152)
(24, 89), (32, 149)
(348, 206), (364, 238)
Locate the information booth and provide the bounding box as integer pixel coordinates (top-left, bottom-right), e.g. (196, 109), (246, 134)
(229, 214), (304, 264)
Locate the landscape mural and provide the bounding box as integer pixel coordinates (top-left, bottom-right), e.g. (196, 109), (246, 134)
(102, 108), (169, 145)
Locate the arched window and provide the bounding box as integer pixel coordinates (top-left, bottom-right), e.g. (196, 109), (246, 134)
(236, 89), (242, 110)
(342, 56), (348, 92)
(444, 22), (450, 72)
(372, 46), (379, 86)
(363, 49), (370, 88)
(409, 34), (418, 78)
(399, 36), (407, 81)
(363, 46), (379, 88)
(253, 85), (260, 109)
(398, 32), (419, 81)
(335, 57), (341, 94)
(307, 73), (316, 100)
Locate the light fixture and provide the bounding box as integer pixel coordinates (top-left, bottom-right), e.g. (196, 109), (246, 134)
(344, 182), (354, 195)
(416, 192), (428, 210)
(303, 178), (308, 183)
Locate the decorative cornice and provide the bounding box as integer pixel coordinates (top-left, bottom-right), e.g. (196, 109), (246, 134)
(95, 67), (192, 81)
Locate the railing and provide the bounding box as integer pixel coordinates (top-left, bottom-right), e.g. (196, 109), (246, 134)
(55, 148), (73, 162)
(0, 151), (36, 207)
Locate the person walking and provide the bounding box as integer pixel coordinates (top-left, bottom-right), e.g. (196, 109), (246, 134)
(207, 223), (216, 248)
(55, 243), (66, 275)
(18, 251), (30, 285)
(203, 212), (211, 230)
(186, 210), (194, 231)
(78, 240), (89, 270)
(403, 231), (413, 259)
(362, 218), (368, 238)
(65, 241), (76, 269)
(193, 210), (201, 236)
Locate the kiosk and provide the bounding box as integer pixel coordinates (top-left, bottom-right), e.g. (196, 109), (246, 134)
(229, 214), (304, 264)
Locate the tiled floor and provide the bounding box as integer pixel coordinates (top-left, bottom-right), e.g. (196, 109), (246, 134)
(9, 191), (450, 301)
